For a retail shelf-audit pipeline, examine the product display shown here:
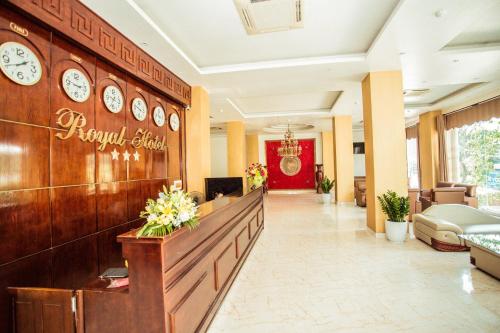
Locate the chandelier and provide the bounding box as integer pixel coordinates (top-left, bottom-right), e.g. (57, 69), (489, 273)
(277, 125), (302, 157)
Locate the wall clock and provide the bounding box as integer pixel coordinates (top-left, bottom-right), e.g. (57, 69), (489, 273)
(103, 85), (123, 113)
(131, 97), (147, 121)
(0, 41), (42, 86)
(62, 68), (91, 102)
(169, 112), (180, 131)
(153, 106), (166, 127)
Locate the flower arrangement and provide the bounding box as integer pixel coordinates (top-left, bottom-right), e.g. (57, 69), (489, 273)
(137, 185), (199, 238)
(246, 163), (268, 189)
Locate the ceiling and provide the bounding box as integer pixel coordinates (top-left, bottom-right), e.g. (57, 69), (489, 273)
(82, 0), (500, 134)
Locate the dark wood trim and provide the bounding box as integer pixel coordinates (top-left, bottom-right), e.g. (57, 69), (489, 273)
(4, 0), (191, 106)
(431, 238), (469, 252)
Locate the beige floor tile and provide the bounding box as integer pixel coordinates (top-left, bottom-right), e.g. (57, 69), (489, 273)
(207, 194), (500, 333)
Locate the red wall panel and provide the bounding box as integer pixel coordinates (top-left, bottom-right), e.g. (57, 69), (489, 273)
(265, 139), (316, 190)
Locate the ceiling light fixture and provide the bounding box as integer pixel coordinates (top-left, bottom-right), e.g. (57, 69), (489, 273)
(278, 125), (302, 158)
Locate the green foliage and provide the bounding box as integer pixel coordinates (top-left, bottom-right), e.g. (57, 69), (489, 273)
(321, 176), (335, 193)
(457, 119), (499, 186)
(377, 190), (409, 222)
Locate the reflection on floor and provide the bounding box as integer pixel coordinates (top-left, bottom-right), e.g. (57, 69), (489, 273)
(207, 194), (500, 333)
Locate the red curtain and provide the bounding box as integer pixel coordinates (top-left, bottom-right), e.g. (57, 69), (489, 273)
(265, 139), (316, 190)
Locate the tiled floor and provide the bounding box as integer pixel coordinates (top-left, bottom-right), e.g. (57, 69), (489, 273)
(207, 194), (500, 333)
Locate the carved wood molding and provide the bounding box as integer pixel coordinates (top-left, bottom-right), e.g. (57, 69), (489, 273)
(6, 0), (191, 106)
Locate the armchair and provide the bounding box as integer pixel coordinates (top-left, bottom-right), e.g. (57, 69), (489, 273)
(354, 178), (366, 207)
(455, 183), (478, 208)
(420, 187), (467, 211)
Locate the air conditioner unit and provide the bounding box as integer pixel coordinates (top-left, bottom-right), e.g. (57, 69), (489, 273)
(234, 0), (304, 35)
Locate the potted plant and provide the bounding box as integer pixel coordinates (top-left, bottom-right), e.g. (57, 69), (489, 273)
(377, 190), (410, 242)
(320, 177), (335, 203)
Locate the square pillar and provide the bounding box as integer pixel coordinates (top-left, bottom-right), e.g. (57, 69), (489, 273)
(246, 134), (259, 166)
(186, 86), (211, 195)
(418, 110), (441, 189)
(362, 71), (408, 233)
(227, 121), (246, 191)
(321, 131), (335, 180)
(332, 116), (354, 202)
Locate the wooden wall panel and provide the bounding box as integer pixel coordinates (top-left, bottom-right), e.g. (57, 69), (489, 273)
(0, 189), (51, 265)
(0, 4), (188, 331)
(0, 10), (51, 126)
(167, 103), (181, 181)
(50, 128), (96, 186)
(5, 0), (191, 106)
(96, 181), (127, 231)
(52, 235), (98, 289)
(50, 185), (97, 245)
(0, 122), (49, 191)
(50, 35), (96, 128)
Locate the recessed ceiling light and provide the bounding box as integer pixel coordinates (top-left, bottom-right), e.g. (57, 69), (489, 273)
(219, 109), (224, 113)
(399, 52), (406, 56)
(140, 42), (148, 47)
(434, 9), (447, 18)
(453, 59), (459, 63)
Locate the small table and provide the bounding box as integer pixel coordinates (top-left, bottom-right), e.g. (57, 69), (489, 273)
(459, 234), (500, 279)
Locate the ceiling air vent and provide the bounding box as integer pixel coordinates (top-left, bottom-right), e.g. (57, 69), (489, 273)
(403, 89), (430, 97)
(234, 0), (304, 35)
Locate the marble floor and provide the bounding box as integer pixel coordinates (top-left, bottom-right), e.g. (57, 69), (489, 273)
(207, 194), (500, 333)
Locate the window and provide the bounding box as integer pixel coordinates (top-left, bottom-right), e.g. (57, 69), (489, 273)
(406, 138), (420, 188)
(446, 118), (500, 210)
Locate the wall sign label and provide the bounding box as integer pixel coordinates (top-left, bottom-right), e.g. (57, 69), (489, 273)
(9, 22), (28, 37)
(55, 108), (166, 151)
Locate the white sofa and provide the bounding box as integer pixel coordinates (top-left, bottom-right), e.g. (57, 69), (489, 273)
(413, 204), (500, 251)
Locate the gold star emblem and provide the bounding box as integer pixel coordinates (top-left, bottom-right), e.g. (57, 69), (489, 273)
(123, 150), (131, 161)
(133, 150), (140, 161)
(111, 148), (120, 160)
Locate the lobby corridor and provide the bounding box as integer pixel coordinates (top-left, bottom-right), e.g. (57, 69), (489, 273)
(208, 194), (500, 333)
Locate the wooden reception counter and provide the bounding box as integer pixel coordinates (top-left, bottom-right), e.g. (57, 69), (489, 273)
(9, 188), (264, 333)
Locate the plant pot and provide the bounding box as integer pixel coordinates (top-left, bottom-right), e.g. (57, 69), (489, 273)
(385, 220), (408, 242)
(322, 193), (331, 204)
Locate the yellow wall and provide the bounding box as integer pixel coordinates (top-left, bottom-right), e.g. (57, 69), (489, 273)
(321, 131), (335, 180)
(246, 134), (259, 166)
(419, 110), (441, 189)
(186, 86), (211, 195)
(227, 121), (247, 191)
(362, 71), (408, 233)
(332, 117), (354, 202)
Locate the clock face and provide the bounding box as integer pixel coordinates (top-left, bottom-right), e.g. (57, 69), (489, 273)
(169, 112), (180, 131)
(62, 68), (91, 102)
(103, 85), (123, 113)
(131, 97), (147, 121)
(153, 106), (166, 127)
(0, 41), (42, 86)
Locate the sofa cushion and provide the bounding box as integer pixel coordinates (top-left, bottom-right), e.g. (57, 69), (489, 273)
(413, 215), (463, 234)
(461, 224), (500, 234)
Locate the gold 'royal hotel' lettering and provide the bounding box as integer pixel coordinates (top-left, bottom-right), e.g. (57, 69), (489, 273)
(55, 108), (166, 152)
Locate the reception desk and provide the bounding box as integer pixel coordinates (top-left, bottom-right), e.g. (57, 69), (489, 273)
(9, 188), (264, 333)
